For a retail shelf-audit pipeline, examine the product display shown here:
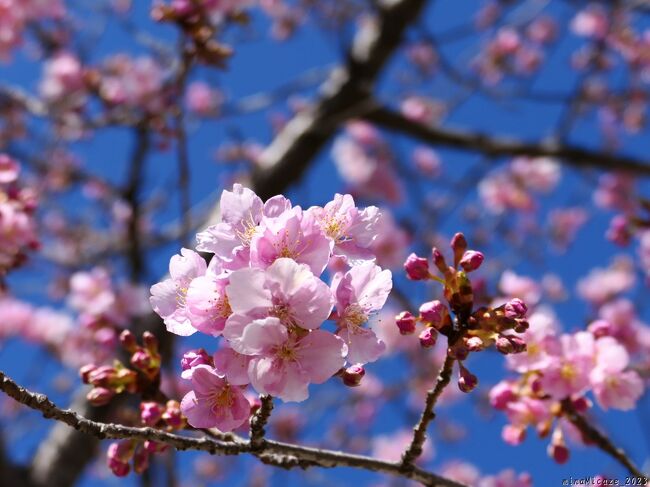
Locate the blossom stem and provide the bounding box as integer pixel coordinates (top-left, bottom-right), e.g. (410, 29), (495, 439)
(400, 353), (456, 470)
(561, 399), (646, 479)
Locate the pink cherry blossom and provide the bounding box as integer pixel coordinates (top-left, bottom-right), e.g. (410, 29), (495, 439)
(150, 248), (207, 336)
(185, 274), (231, 336)
(224, 258), (333, 343)
(577, 256), (635, 305)
(250, 206), (332, 275)
(538, 332), (594, 399)
(332, 262), (392, 364)
(589, 337), (644, 410)
(238, 317), (347, 402)
(180, 365), (250, 431)
(309, 193), (380, 263)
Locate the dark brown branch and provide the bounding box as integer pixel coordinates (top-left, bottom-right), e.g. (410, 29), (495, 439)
(252, 0), (430, 199)
(561, 399), (646, 479)
(249, 395), (274, 449)
(0, 370), (466, 487)
(401, 354), (455, 469)
(364, 105), (650, 176)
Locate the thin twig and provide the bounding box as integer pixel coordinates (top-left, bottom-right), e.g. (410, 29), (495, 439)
(561, 399), (646, 479)
(401, 354), (455, 469)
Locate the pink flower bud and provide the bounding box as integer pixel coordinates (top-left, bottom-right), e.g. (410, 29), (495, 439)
(450, 232), (468, 266)
(458, 364), (478, 393)
(504, 298), (528, 319)
(87, 387), (115, 406)
(496, 334), (526, 354)
(87, 365), (116, 387)
(142, 331), (158, 353)
(107, 441), (135, 477)
(140, 402), (163, 426)
(572, 396), (592, 413)
(588, 319), (613, 338)
(418, 300), (447, 327)
(418, 327), (438, 348)
(548, 441), (570, 464)
(606, 215), (631, 246)
(395, 311), (417, 335)
(180, 348), (212, 378)
(119, 329), (137, 352)
(459, 250), (484, 272)
(341, 364), (365, 387)
(162, 400), (184, 429)
(431, 247), (448, 274)
(79, 364), (97, 384)
(133, 447), (150, 474)
(404, 253), (430, 280)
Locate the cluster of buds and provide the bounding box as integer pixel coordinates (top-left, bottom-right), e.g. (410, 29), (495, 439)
(80, 361), (137, 406)
(107, 438), (168, 477)
(80, 331), (162, 406)
(399, 233), (528, 393)
(120, 330), (162, 381)
(151, 1), (241, 66)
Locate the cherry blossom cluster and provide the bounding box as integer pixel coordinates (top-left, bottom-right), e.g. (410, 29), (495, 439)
(472, 17), (557, 85)
(478, 157), (561, 214)
(490, 304), (648, 464)
(149, 185), (393, 431)
(0, 154), (38, 278)
(397, 233), (529, 393)
(0, 0), (64, 61)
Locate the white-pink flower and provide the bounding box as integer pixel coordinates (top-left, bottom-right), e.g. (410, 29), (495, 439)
(332, 262), (392, 364)
(150, 248), (207, 336)
(236, 317), (347, 402)
(223, 258), (334, 348)
(180, 365), (250, 431)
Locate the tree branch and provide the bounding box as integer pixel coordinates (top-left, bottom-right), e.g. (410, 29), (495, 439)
(363, 105), (650, 176)
(0, 370), (466, 487)
(249, 395), (274, 450)
(560, 399), (646, 479)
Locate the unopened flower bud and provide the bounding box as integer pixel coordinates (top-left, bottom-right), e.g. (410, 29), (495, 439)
(504, 298), (528, 319)
(496, 334), (526, 354)
(450, 232), (468, 266)
(107, 441), (135, 477)
(180, 348), (212, 378)
(119, 329), (137, 352)
(548, 432), (570, 464)
(419, 327), (438, 348)
(144, 440), (168, 453)
(142, 331), (158, 353)
(162, 400), (185, 429)
(79, 364), (97, 384)
(341, 364), (365, 387)
(395, 311), (417, 335)
(572, 396), (592, 413)
(431, 247), (449, 274)
(502, 425), (526, 445)
(458, 364), (478, 393)
(87, 365), (116, 387)
(459, 250), (484, 272)
(588, 319), (613, 338)
(87, 387), (115, 406)
(606, 215), (631, 247)
(133, 447), (150, 474)
(419, 300), (447, 327)
(404, 253), (430, 280)
(140, 402), (163, 426)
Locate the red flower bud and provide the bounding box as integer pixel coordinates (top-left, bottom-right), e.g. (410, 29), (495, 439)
(404, 253), (430, 280)
(395, 311), (417, 335)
